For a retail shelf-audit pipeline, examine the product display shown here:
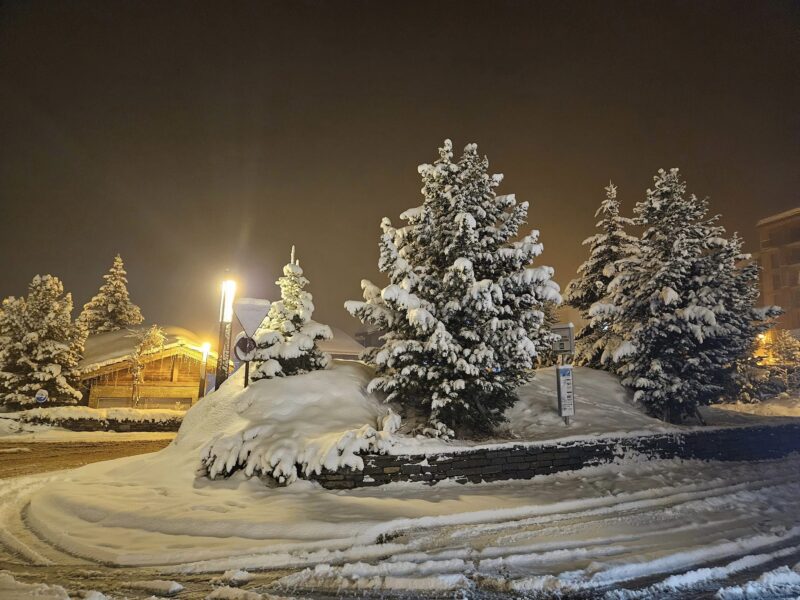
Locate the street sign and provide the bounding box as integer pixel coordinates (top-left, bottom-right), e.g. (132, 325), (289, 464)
(557, 365), (575, 424)
(551, 322), (575, 355)
(234, 335), (257, 362)
(35, 389), (49, 404)
(234, 298), (271, 338)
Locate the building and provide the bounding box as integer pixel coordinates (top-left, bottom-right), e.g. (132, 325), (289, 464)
(318, 327), (364, 359)
(78, 326), (217, 410)
(757, 208), (800, 333)
(354, 326), (385, 349)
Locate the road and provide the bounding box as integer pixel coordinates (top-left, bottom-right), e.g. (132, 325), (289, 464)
(0, 438), (173, 479)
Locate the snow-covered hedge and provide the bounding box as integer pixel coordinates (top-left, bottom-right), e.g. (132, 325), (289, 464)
(19, 406), (184, 427)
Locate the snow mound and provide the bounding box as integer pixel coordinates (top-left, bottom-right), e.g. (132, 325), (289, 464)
(19, 406), (184, 424)
(715, 564), (800, 599)
(0, 571), (69, 600)
(714, 395), (800, 418)
(199, 362), (398, 483)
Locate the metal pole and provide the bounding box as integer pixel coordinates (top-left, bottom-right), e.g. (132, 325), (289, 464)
(244, 361), (250, 388)
(198, 357), (208, 398)
(215, 321), (231, 390)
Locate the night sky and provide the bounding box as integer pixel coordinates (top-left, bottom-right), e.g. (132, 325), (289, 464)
(1, 1), (798, 342)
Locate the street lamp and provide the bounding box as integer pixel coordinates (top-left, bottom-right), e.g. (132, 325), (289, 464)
(215, 279), (237, 390)
(198, 342), (211, 399)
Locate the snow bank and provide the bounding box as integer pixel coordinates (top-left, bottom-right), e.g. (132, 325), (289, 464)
(715, 564), (800, 598)
(19, 406), (184, 425)
(389, 366), (673, 454)
(123, 579), (184, 596)
(0, 571), (69, 600)
(714, 395), (800, 418)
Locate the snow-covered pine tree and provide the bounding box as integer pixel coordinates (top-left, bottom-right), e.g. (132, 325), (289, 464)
(251, 247), (332, 379)
(701, 234), (781, 403)
(0, 295), (27, 409)
(766, 329), (800, 365)
(0, 275), (86, 408)
(79, 254), (143, 334)
(605, 168), (772, 423)
(565, 183), (637, 367)
(346, 140), (560, 436)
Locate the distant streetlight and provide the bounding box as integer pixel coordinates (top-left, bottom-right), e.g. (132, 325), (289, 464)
(198, 342), (211, 399)
(215, 279), (237, 390)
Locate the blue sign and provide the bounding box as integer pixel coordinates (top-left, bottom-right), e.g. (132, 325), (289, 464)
(35, 389), (49, 404)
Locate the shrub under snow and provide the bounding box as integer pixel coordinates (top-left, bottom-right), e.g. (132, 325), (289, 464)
(200, 362), (399, 484)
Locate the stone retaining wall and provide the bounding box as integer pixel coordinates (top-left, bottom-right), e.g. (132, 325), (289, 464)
(309, 423), (800, 489)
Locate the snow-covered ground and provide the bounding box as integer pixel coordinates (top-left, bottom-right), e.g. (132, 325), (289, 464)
(3, 455), (800, 597)
(0, 413), (176, 442)
(2, 361), (799, 598)
(714, 394), (800, 418)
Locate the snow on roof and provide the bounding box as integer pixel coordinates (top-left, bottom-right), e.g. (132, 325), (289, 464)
(317, 326), (364, 357)
(79, 325), (210, 374)
(756, 207), (800, 228)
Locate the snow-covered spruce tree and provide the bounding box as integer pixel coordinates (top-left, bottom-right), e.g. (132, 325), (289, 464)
(0, 275), (86, 408)
(251, 247), (332, 379)
(0, 296), (28, 409)
(565, 183), (637, 367)
(79, 254), (143, 334)
(346, 140), (560, 436)
(604, 169), (775, 423)
(704, 234), (781, 402)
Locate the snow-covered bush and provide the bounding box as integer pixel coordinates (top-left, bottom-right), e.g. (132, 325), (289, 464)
(0, 275), (86, 409)
(201, 362), (398, 484)
(565, 182), (637, 367)
(346, 140), (560, 436)
(251, 247), (332, 380)
(79, 254), (143, 334)
(600, 169), (779, 422)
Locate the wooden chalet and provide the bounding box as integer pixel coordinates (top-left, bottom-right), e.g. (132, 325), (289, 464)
(78, 326), (218, 410)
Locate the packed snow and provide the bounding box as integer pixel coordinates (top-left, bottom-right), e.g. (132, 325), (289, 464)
(1, 360), (798, 598)
(715, 394), (800, 418)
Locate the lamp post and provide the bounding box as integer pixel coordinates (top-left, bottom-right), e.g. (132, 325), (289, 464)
(198, 342), (211, 399)
(215, 279), (236, 390)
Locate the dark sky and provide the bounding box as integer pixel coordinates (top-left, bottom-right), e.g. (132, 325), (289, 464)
(1, 1), (798, 342)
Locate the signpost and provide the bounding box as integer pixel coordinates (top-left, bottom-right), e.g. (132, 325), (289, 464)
(233, 298), (271, 389)
(556, 365), (575, 425)
(234, 334), (258, 387)
(551, 322), (576, 425)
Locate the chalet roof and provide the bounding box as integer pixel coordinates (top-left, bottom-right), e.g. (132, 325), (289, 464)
(79, 326), (211, 374)
(757, 207), (800, 228)
(318, 326), (364, 357)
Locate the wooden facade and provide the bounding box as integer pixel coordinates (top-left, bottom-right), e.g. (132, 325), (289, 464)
(79, 328), (219, 410)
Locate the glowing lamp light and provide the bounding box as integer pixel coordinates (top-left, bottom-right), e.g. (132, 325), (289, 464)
(201, 342), (211, 361)
(219, 280), (237, 323)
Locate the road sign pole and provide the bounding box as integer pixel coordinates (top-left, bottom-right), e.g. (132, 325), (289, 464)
(244, 360), (250, 388)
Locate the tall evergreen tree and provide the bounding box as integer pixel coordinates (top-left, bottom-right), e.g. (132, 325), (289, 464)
(565, 183), (637, 367)
(347, 140), (560, 436)
(79, 254), (143, 334)
(0, 275), (86, 408)
(603, 169), (776, 422)
(252, 247), (332, 379)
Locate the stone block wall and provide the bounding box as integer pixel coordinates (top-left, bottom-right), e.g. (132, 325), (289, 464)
(309, 423), (800, 489)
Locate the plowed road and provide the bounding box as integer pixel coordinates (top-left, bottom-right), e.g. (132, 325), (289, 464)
(0, 439), (172, 478)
